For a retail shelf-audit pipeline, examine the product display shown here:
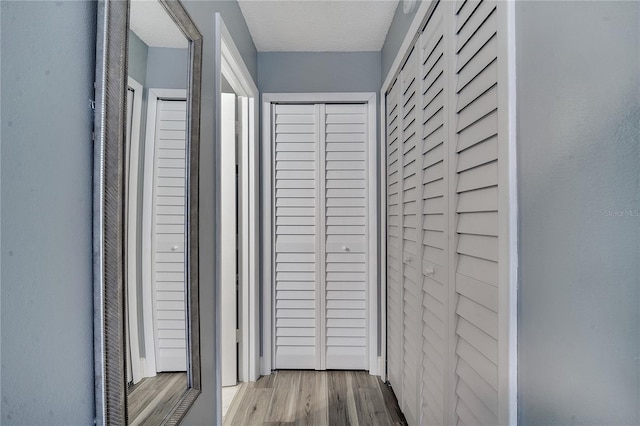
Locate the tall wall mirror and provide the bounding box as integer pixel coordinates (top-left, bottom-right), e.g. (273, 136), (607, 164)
(93, 0), (202, 424)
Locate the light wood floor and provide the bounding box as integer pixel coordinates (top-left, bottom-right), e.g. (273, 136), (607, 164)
(223, 370), (407, 426)
(127, 372), (187, 425)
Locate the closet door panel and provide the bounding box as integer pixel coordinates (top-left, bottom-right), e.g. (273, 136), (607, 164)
(386, 79), (403, 394)
(324, 103), (368, 370)
(452, 1), (500, 424)
(400, 47), (422, 426)
(418, 3), (449, 424)
(153, 100), (188, 372)
(273, 104), (318, 369)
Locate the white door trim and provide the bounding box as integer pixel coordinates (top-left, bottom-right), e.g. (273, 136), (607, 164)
(497, 2), (519, 423)
(214, 13), (260, 387)
(126, 76), (144, 384)
(261, 92), (379, 376)
(141, 88), (187, 378)
(220, 92), (238, 387)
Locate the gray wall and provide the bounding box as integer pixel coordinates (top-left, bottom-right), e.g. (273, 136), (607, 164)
(258, 51), (381, 93)
(516, 1), (640, 424)
(145, 47), (189, 89)
(0, 1), (97, 424)
(128, 31), (148, 86)
(380, 1), (422, 81)
(181, 1), (257, 423)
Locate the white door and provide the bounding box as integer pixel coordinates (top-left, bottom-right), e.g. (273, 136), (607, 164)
(273, 104), (318, 369)
(399, 48), (421, 426)
(273, 103), (370, 371)
(384, 1), (511, 424)
(152, 99), (187, 372)
(323, 104), (369, 369)
(221, 92), (238, 386)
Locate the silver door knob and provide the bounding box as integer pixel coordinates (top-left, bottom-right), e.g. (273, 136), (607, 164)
(342, 246), (350, 252)
(171, 245), (179, 252)
(425, 267), (434, 276)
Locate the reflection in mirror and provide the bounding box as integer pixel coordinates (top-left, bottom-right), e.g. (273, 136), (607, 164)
(93, 0), (202, 424)
(126, 1), (189, 424)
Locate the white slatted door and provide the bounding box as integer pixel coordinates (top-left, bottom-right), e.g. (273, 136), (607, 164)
(386, 80), (403, 392)
(400, 48), (423, 426)
(274, 104), (318, 369)
(385, 0), (511, 423)
(324, 104), (368, 370)
(452, 1), (501, 424)
(273, 102), (371, 371)
(420, 3), (449, 425)
(152, 99), (187, 372)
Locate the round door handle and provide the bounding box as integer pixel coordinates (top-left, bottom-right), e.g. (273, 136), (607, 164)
(425, 267), (434, 276)
(171, 245), (179, 252)
(342, 246), (350, 252)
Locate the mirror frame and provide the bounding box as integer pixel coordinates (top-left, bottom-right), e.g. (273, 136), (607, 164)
(93, 0), (202, 424)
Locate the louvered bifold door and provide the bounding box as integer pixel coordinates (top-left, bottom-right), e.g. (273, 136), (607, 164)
(324, 104), (368, 370)
(400, 47), (422, 426)
(273, 104), (318, 369)
(452, 1), (501, 425)
(153, 99), (187, 372)
(419, 2), (449, 425)
(385, 0), (509, 423)
(385, 79), (403, 393)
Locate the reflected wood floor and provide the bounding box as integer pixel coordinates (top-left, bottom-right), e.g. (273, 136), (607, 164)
(223, 371), (407, 426)
(128, 372), (187, 425)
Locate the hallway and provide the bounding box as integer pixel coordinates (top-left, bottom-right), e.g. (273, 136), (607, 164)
(2, 0), (639, 425)
(223, 371), (406, 425)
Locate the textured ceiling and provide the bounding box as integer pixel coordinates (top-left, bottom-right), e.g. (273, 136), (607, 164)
(130, 0), (188, 49)
(238, 0), (399, 52)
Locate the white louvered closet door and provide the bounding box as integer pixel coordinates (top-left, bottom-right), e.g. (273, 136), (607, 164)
(273, 102), (370, 371)
(400, 47), (422, 426)
(385, 0), (510, 424)
(324, 104), (368, 369)
(386, 80), (403, 393)
(152, 99), (187, 372)
(419, 2), (448, 425)
(452, 1), (501, 424)
(273, 104), (318, 370)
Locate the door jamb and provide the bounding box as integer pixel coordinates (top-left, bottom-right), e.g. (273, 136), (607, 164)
(261, 92), (379, 376)
(126, 76), (144, 384)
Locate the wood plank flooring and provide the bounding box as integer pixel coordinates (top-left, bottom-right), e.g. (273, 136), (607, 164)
(223, 371), (407, 426)
(127, 372), (187, 425)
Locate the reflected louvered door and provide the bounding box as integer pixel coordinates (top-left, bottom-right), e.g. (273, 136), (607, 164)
(419, 2), (449, 425)
(152, 99), (187, 372)
(324, 104), (368, 370)
(273, 104), (318, 369)
(400, 47), (422, 426)
(452, 1), (501, 425)
(385, 79), (403, 394)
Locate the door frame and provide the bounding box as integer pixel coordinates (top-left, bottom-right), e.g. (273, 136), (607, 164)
(261, 92), (379, 376)
(214, 13), (260, 387)
(125, 76), (144, 384)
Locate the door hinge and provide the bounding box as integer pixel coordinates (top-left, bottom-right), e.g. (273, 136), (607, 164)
(235, 329), (242, 343)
